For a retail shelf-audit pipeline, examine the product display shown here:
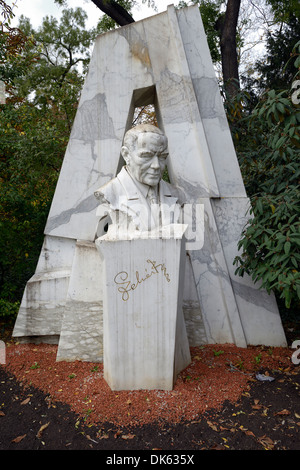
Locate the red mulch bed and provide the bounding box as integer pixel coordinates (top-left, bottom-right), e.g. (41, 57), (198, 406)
(1, 333), (299, 452)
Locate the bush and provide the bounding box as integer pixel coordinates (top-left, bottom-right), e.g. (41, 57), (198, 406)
(234, 188), (300, 308)
(233, 50), (300, 310)
(0, 299), (20, 321)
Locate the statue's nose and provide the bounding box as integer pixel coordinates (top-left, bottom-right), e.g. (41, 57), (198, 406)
(151, 155), (160, 169)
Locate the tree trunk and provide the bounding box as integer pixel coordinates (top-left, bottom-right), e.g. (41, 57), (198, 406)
(216, 0), (241, 99)
(90, 0), (135, 26)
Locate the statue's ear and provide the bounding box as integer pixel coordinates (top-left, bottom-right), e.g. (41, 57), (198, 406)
(121, 146), (130, 165)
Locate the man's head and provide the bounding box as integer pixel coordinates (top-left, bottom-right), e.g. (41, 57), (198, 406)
(121, 124), (168, 187)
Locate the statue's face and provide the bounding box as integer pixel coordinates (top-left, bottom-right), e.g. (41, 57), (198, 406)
(124, 132), (168, 187)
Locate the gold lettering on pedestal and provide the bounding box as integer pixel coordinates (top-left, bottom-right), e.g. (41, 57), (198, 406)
(114, 259), (171, 301)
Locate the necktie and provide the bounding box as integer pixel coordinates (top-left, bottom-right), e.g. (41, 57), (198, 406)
(147, 187), (160, 228)
(148, 187), (158, 205)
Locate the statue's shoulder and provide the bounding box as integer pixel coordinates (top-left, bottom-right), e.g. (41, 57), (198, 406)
(94, 171), (125, 206)
(160, 179), (186, 205)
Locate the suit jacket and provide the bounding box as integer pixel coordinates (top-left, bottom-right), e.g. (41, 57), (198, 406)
(95, 167), (183, 233)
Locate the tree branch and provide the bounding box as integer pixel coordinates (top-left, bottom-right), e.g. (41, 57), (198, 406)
(90, 0), (135, 26)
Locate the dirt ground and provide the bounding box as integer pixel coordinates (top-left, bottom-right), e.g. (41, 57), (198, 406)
(0, 318), (299, 453)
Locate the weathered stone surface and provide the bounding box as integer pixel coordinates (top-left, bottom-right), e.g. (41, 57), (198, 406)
(96, 226), (191, 390)
(13, 4), (287, 359)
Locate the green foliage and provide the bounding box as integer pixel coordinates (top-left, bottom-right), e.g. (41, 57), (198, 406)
(233, 47), (300, 309)
(0, 299), (20, 320)
(234, 189), (300, 308)
(253, 15), (300, 94)
(266, 0), (300, 23)
(0, 102), (66, 301)
(15, 9), (96, 105)
(0, 7), (102, 305)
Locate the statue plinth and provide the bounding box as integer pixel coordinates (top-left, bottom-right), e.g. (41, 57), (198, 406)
(96, 224), (191, 391)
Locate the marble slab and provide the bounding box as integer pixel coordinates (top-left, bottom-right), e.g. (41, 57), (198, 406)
(56, 241), (104, 362)
(96, 225), (191, 390)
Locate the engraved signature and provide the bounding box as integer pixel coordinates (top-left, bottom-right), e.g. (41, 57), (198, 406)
(114, 259), (171, 301)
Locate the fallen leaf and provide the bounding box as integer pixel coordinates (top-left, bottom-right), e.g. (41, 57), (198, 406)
(86, 434), (98, 443)
(210, 444), (225, 450)
(12, 434), (26, 443)
(21, 397), (30, 405)
(275, 409), (290, 416)
(207, 420), (218, 432)
(121, 434), (135, 440)
(252, 404), (262, 410)
(258, 435), (274, 450)
(0, 411), (5, 417)
(193, 355), (201, 361)
(37, 422), (50, 438)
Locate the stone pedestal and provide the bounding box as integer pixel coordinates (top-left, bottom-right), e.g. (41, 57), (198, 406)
(95, 225), (191, 390)
(56, 240), (103, 362)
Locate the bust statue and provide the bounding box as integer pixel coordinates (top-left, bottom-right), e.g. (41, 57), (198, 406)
(94, 124), (184, 237)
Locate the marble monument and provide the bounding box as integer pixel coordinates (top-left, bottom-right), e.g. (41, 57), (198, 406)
(94, 124), (191, 390)
(13, 4), (287, 369)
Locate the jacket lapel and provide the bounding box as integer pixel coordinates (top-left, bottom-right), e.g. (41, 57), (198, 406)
(159, 180), (181, 225)
(117, 168), (151, 231)
(117, 168), (182, 230)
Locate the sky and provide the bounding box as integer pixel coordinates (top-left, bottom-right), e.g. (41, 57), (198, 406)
(7, 0), (181, 29)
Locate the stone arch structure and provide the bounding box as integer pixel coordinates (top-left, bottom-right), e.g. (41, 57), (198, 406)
(13, 5), (286, 361)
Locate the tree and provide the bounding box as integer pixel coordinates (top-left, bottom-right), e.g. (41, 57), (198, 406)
(54, 0), (137, 26)
(215, 0), (241, 98)
(0, 7), (103, 303)
(253, 14), (300, 94)
(90, 0), (134, 25)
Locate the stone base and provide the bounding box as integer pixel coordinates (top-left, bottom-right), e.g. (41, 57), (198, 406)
(12, 269), (70, 341)
(56, 240), (104, 362)
(96, 225), (191, 391)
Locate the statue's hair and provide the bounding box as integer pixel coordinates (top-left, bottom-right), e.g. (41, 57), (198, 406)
(123, 124), (167, 151)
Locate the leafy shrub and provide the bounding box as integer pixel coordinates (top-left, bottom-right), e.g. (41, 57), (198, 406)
(0, 299), (20, 320)
(234, 48), (300, 309)
(234, 189), (300, 308)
